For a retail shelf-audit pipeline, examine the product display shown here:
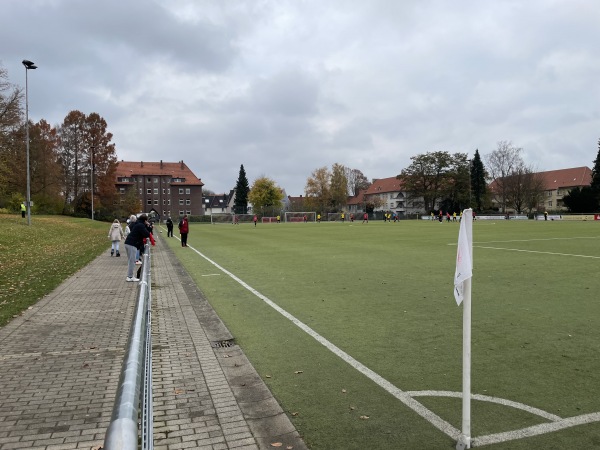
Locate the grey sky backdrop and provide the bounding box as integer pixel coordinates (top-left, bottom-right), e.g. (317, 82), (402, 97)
(2, 0), (599, 195)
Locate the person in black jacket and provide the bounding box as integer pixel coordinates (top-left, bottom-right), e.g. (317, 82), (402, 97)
(124, 214), (150, 282)
(166, 217), (174, 237)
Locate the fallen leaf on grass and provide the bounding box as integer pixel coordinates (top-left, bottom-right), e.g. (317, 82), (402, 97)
(294, 371), (303, 374)
(341, 389), (347, 394)
(270, 443), (283, 447)
(359, 415), (370, 420)
(291, 412), (299, 416)
(265, 375), (272, 378)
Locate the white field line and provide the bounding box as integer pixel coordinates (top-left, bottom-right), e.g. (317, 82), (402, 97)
(184, 243), (460, 440)
(474, 236), (599, 244)
(473, 413), (600, 447)
(170, 235), (600, 446)
(408, 391), (561, 422)
(474, 246), (600, 259)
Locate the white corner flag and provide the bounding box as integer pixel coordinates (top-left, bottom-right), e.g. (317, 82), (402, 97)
(454, 208), (474, 450)
(454, 209), (473, 306)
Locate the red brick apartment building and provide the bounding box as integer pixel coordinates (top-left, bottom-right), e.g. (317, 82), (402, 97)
(115, 160), (204, 219)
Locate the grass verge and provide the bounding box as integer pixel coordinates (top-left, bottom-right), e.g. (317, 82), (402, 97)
(0, 214), (110, 326)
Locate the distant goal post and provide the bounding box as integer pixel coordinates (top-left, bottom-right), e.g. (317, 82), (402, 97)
(284, 212), (316, 223)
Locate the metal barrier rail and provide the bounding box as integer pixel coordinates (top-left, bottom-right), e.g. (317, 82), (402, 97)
(104, 244), (153, 449)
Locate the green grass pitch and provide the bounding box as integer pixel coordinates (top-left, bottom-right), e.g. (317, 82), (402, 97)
(162, 218), (600, 449)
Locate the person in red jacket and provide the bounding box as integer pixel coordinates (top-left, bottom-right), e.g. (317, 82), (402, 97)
(178, 215), (189, 247)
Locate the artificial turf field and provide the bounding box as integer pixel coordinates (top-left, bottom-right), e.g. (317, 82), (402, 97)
(161, 218), (600, 449)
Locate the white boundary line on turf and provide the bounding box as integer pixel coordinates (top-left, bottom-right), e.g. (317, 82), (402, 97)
(180, 241), (461, 441)
(473, 246), (600, 259)
(167, 232), (600, 446)
(473, 236), (600, 244)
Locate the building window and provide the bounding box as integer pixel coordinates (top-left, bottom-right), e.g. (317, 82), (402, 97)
(139, 188), (142, 194)
(168, 199), (171, 205)
(179, 210), (184, 216)
(119, 188), (125, 194)
(548, 201), (552, 207)
(186, 199), (191, 205)
(153, 188), (158, 194)
(162, 189), (165, 194)
(163, 199), (166, 205)
(179, 199), (184, 205)
(147, 189), (152, 195)
(154, 199), (158, 205)
(179, 188), (184, 194)
(147, 177), (151, 183)
(186, 210), (191, 215)
(185, 188), (190, 194)
(167, 188), (170, 194)
(147, 199), (152, 205)
(138, 177), (142, 183)
(154, 177), (158, 184)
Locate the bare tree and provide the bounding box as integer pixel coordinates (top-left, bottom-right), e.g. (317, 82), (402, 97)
(344, 167), (370, 196)
(485, 141), (524, 212)
(0, 65), (23, 197)
(503, 165), (544, 213)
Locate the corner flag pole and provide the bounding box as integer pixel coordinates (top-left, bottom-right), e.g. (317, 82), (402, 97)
(454, 209), (473, 450)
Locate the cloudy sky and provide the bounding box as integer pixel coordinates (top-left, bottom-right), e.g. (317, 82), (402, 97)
(2, 0), (599, 195)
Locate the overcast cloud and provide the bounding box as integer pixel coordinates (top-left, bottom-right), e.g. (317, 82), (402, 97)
(2, 0), (599, 195)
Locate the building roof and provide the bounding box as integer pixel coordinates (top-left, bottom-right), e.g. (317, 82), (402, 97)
(489, 166), (592, 192)
(536, 166), (592, 190)
(203, 192), (232, 208)
(364, 176), (405, 195)
(346, 189), (367, 205)
(115, 160), (204, 186)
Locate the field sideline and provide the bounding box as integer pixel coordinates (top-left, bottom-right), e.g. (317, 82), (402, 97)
(160, 219), (600, 449)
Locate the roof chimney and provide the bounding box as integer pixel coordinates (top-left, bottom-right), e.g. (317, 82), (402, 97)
(141, 161), (144, 167)
(160, 160), (163, 169)
(181, 160), (184, 170)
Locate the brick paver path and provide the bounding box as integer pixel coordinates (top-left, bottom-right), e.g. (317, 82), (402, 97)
(0, 235), (305, 450)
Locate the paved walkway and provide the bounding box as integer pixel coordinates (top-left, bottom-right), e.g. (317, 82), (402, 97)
(0, 234), (306, 450)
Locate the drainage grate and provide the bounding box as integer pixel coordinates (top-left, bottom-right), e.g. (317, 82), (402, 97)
(211, 339), (236, 348)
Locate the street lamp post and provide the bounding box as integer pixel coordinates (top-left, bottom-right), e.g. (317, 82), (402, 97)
(22, 60), (37, 226)
(90, 147), (94, 220)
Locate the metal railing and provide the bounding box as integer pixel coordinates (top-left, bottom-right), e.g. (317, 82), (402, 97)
(104, 244), (153, 449)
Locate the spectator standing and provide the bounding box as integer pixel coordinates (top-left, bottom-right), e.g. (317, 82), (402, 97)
(108, 219), (124, 257)
(124, 214), (151, 282)
(179, 215), (189, 247)
(166, 216), (174, 237)
(21, 202), (26, 218)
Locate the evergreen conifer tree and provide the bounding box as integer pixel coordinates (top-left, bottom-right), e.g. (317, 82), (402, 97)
(233, 164), (250, 214)
(470, 149), (487, 212)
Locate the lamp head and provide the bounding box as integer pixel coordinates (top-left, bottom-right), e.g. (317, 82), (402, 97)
(22, 60), (37, 70)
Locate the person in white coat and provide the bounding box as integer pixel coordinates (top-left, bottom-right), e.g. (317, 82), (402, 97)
(108, 219), (125, 257)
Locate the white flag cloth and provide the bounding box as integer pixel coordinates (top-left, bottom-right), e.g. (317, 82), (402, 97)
(454, 209), (473, 305)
